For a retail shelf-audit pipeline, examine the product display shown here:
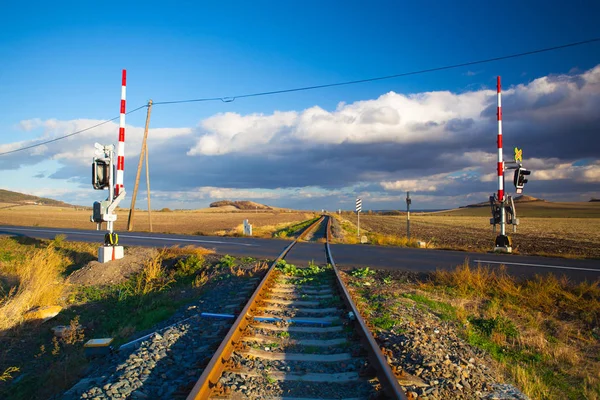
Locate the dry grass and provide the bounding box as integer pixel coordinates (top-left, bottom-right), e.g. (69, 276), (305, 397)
(129, 250), (174, 295)
(162, 245), (214, 258)
(0, 245), (67, 331)
(332, 214), (425, 247)
(0, 204), (314, 237)
(421, 264), (600, 399)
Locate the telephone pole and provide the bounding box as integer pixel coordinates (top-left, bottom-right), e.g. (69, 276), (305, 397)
(127, 100), (153, 231)
(144, 137), (153, 232)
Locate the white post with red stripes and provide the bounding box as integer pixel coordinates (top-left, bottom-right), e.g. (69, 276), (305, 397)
(497, 76), (506, 237)
(115, 69), (126, 198)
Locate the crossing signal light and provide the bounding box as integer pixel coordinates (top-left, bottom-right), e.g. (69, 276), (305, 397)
(513, 167), (531, 194)
(92, 159), (110, 190)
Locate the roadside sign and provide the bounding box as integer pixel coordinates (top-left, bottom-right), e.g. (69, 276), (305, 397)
(514, 147), (523, 162)
(355, 198), (362, 213)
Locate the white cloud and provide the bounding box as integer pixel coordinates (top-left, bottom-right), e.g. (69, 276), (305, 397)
(2, 64), (600, 209)
(533, 161), (600, 183)
(187, 89), (493, 156)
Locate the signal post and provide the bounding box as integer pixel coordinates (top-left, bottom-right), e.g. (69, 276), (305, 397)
(490, 76), (531, 253)
(90, 70), (128, 262)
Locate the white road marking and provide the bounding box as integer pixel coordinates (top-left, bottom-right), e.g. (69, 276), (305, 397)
(473, 259), (600, 273)
(1, 227), (256, 247)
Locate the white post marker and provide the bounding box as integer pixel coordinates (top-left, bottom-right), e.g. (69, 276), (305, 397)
(243, 219), (253, 236)
(355, 198), (362, 238)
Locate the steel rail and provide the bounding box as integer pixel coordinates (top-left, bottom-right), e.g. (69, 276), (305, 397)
(326, 216), (408, 400)
(186, 215), (325, 399)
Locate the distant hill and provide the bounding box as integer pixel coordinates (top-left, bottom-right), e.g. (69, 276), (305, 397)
(0, 189), (74, 207)
(590, 198), (600, 202)
(462, 195), (545, 208)
(209, 200), (273, 210)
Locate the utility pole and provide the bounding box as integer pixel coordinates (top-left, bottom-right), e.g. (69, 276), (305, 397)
(144, 136), (152, 232)
(127, 100), (153, 231)
(406, 191), (411, 240)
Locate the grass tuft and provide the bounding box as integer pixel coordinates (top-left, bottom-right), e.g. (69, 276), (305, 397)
(0, 245), (66, 330)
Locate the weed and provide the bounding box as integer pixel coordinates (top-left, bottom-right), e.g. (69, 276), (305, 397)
(402, 293), (457, 321)
(129, 251), (174, 295)
(175, 255), (205, 276)
(193, 271), (209, 288)
(372, 313), (395, 330)
(219, 255), (236, 269)
(52, 234), (66, 247)
(276, 260), (329, 277)
(468, 315), (519, 339)
(383, 276), (393, 285)
(350, 267), (375, 278)
(51, 337), (61, 356)
(0, 366), (20, 382)
(62, 316), (85, 345)
(277, 331), (290, 338)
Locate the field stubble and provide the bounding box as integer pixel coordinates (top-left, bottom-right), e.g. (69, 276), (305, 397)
(340, 214), (600, 258)
(0, 205), (315, 237)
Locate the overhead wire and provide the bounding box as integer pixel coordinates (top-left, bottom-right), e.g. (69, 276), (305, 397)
(0, 104), (148, 156)
(1, 37), (598, 156)
(152, 38), (600, 105)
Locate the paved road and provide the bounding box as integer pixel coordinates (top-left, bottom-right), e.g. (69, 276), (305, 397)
(1, 225), (599, 282)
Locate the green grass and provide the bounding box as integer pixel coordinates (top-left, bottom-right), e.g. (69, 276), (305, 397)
(218, 254), (236, 268)
(402, 293), (457, 321)
(372, 313), (395, 330)
(273, 216), (320, 239)
(275, 260), (330, 277)
(419, 264), (600, 399)
(350, 267), (375, 278)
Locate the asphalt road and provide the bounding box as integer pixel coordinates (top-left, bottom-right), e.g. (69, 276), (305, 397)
(1, 225), (599, 282)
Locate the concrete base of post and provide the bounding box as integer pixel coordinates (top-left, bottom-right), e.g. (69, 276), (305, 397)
(98, 246), (124, 263)
(493, 235), (512, 253)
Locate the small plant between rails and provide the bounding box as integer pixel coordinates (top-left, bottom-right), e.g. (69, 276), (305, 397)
(186, 215), (409, 399)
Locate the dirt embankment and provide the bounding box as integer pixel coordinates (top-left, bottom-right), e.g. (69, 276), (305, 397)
(68, 248), (158, 286)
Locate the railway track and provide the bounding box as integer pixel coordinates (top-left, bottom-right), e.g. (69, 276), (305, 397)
(187, 215), (407, 399)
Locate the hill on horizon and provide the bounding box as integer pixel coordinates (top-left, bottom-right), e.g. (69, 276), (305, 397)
(462, 195), (545, 208)
(0, 189), (74, 208)
(209, 200), (273, 211)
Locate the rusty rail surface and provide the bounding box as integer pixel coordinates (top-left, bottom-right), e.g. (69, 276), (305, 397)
(326, 216), (408, 400)
(186, 215), (325, 399)
(187, 214), (407, 399)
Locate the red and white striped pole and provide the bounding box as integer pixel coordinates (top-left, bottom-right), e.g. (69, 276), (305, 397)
(496, 75), (508, 240)
(115, 69), (126, 198)
(497, 76), (504, 202)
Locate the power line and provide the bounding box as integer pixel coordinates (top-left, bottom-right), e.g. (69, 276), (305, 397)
(1, 37), (598, 156)
(152, 38), (600, 105)
(0, 105), (148, 156)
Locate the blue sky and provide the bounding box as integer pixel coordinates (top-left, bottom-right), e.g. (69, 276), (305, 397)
(1, 1), (599, 210)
